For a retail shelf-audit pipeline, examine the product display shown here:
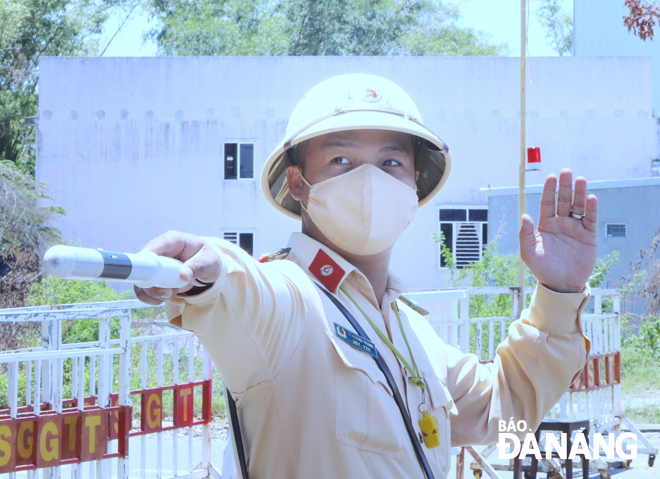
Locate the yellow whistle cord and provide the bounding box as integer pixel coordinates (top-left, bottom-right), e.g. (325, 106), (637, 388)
(339, 286), (425, 390)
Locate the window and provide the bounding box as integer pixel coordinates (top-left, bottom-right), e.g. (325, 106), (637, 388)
(224, 142), (254, 179)
(606, 223), (627, 238)
(438, 207), (488, 268)
(224, 232), (254, 256)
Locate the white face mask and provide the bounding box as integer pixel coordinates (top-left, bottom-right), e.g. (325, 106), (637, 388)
(299, 164), (419, 256)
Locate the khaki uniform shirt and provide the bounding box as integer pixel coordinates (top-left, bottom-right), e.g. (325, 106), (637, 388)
(166, 233), (591, 479)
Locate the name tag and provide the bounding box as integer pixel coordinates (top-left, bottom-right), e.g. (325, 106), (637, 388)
(334, 323), (378, 358)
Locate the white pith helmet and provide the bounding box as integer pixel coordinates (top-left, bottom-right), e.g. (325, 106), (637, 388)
(261, 73), (452, 219)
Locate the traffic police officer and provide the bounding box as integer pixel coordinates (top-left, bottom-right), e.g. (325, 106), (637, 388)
(135, 73), (597, 479)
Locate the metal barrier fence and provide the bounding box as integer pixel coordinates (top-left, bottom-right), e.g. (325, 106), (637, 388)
(1, 288), (657, 479)
(0, 300), (218, 479)
(406, 287), (658, 478)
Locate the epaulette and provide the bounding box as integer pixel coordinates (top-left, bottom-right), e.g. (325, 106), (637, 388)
(398, 295), (430, 316)
(258, 247), (291, 263)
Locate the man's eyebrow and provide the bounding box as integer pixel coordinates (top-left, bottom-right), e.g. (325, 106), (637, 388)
(380, 142), (410, 154)
(320, 139), (359, 149)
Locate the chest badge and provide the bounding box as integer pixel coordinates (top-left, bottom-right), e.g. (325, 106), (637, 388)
(334, 323), (378, 358)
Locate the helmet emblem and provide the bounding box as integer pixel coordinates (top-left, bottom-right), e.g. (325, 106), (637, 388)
(349, 86), (385, 105)
(361, 88), (381, 103)
(364, 89), (380, 102)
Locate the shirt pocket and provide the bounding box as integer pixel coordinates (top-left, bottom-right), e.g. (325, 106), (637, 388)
(425, 377), (453, 473)
(327, 332), (406, 458)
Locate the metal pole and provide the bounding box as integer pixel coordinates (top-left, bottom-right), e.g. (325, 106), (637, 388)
(519, 0), (528, 310)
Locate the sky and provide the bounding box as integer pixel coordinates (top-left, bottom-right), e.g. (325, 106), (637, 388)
(97, 0), (573, 57)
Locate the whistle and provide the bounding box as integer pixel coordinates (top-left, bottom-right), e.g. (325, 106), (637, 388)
(418, 410), (440, 449)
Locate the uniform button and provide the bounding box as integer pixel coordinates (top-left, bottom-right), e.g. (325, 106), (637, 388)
(320, 265), (333, 276)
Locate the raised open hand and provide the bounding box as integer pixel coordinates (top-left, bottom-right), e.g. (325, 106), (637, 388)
(519, 169), (598, 293)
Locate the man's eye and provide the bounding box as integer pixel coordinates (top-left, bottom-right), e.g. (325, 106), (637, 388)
(383, 159), (402, 166)
(331, 157), (351, 165)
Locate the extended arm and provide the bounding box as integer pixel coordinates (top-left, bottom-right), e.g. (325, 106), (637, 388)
(135, 232), (312, 393)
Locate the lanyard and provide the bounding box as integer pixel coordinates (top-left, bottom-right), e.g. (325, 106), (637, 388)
(340, 285), (425, 390)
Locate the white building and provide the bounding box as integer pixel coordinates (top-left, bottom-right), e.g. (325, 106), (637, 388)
(575, 0), (660, 119)
(36, 56), (658, 290)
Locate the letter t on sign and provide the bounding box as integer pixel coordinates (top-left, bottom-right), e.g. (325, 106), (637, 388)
(176, 386), (194, 428)
(81, 410), (108, 462)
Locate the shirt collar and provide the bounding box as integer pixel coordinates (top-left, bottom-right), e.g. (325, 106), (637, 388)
(286, 232), (408, 310)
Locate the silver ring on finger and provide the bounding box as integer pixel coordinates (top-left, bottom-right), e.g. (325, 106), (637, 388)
(570, 212), (585, 220)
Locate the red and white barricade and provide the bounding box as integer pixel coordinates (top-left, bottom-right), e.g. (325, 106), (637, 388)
(0, 300), (219, 479)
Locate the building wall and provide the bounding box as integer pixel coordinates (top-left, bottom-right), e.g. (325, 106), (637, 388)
(36, 56), (658, 291)
(487, 179), (660, 287)
(574, 0), (660, 116)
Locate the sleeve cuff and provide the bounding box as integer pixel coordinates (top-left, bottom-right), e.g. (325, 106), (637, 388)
(527, 282), (591, 334)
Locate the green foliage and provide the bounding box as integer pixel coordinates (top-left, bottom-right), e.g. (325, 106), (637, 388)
(26, 276), (130, 307)
(620, 339), (660, 423)
(589, 251), (619, 288)
(16, 279), (225, 418)
(623, 402), (660, 424)
(145, 0), (508, 56)
(434, 231), (535, 319)
(0, 163), (64, 248)
(0, 0), (130, 175)
(129, 343), (226, 419)
(434, 232), (535, 358)
(434, 232), (622, 359)
(397, 3), (507, 56)
(0, 164), (65, 344)
(623, 316), (660, 361)
(26, 277), (130, 345)
(145, 0), (290, 56)
(0, 367), (28, 410)
(537, 0), (573, 56)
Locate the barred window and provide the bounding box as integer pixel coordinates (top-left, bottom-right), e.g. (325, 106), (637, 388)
(439, 207), (488, 269)
(606, 224), (627, 238)
(223, 232), (254, 256)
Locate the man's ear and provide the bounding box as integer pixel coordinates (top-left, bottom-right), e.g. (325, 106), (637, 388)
(286, 165), (304, 201)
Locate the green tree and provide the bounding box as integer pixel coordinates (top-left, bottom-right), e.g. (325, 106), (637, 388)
(397, 3), (506, 56)
(0, 0), (130, 176)
(537, 0), (573, 56)
(145, 0), (507, 56)
(0, 163), (64, 312)
(144, 0), (290, 56)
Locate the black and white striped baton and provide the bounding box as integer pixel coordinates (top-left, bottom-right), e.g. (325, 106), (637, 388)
(43, 245), (188, 289)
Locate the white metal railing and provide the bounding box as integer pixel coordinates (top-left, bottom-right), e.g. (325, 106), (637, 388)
(407, 287), (658, 477)
(0, 300), (219, 479)
(1, 287), (656, 479)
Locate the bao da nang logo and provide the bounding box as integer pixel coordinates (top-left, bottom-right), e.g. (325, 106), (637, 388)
(497, 419), (638, 460)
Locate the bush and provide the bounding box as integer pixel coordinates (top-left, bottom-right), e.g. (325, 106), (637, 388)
(434, 232), (620, 359)
(623, 316), (660, 361)
(434, 232), (536, 319)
